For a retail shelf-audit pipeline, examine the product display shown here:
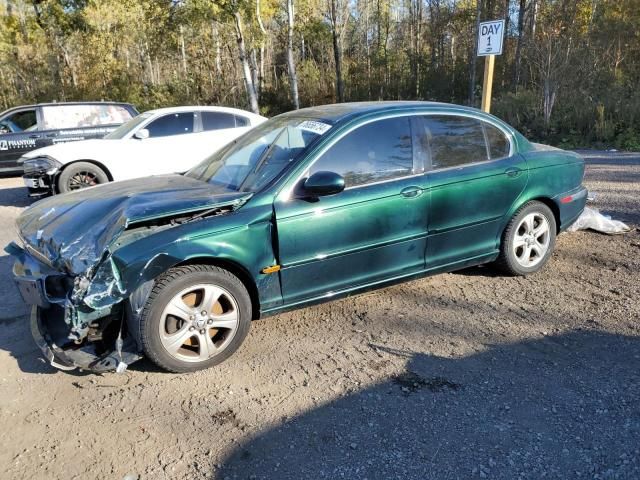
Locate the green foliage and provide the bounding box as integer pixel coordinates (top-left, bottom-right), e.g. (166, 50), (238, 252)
(0, 0), (638, 149)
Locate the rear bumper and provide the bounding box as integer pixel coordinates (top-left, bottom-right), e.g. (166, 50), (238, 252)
(555, 185), (588, 232)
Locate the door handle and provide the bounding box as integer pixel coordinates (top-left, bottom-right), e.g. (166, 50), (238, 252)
(505, 167), (522, 178)
(29, 134), (40, 139)
(400, 186), (423, 198)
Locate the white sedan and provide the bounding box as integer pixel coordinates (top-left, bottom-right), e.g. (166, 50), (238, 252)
(21, 106), (266, 196)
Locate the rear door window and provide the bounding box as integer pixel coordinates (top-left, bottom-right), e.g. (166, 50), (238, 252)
(41, 104), (132, 130)
(309, 116), (414, 188)
(146, 112), (195, 138)
(201, 111), (236, 131)
(235, 115), (249, 127)
(422, 115), (488, 169)
(484, 123), (511, 159)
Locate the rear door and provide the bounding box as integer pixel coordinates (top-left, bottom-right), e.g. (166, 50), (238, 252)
(40, 104), (134, 146)
(193, 111), (253, 159)
(0, 107), (40, 172)
(274, 115), (430, 304)
(421, 114), (527, 267)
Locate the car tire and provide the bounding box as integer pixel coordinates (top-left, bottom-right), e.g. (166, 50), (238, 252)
(57, 161), (109, 193)
(138, 265), (252, 373)
(496, 201), (557, 276)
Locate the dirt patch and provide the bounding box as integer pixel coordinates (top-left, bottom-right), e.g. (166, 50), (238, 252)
(0, 153), (639, 479)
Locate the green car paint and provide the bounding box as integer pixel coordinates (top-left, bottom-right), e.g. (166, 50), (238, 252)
(8, 101), (587, 371)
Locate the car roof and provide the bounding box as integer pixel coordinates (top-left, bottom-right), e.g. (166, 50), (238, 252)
(3, 101), (134, 110)
(277, 101), (483, 124)
(0, 102), (137, 119)
(144, 105), (265, 119)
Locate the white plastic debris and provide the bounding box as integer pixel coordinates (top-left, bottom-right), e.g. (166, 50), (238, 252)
(568, 207), (630, 235)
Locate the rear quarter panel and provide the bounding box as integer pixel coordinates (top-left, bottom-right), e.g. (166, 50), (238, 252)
(515, 147), (586, 231)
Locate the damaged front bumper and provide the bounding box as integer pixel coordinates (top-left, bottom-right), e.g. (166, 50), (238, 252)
(21, 156), (60, 197)
(8, 241), (141, 372)
(30, 304), (141, 373)
(23, 173), (55, 198)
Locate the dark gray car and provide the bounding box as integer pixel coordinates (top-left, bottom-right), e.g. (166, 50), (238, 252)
(0, 102), (138, 174)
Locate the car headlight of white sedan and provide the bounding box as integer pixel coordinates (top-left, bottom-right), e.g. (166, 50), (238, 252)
(22, 156), (63, 175)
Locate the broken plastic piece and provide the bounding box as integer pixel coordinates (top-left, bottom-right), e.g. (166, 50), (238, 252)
(567, 207), (630, 235)
(116, 362), (128, 374)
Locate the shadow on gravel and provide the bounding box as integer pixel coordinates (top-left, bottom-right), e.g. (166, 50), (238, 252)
(0, 311), (58, 375)
(0, 186), (32, 207)
(453, 264), (503, 278)
(218, 330), (640, 479)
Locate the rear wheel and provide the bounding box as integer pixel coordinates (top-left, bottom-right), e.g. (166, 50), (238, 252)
(139, 265), (252, 373)
(57, 161), (109, 193)
(496, 201), (557, 276)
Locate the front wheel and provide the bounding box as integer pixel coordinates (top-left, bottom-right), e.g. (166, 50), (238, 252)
(496, 201), (557, 276)
(138, 265), (252, 373)
(57, 161), (109, 193)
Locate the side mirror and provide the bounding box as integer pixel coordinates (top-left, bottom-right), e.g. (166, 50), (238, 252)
(133, 128), (149, 140)
(303, 171), (345, 197)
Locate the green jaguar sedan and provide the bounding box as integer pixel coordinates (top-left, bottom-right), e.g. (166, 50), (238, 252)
(7, 102), (587, 373)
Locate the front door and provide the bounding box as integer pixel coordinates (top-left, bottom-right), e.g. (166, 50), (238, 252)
(130, 111), (198, 177)
(420, 114), (528, 267)
(0, 107), (40, 172)
(274, 115), (430, 304)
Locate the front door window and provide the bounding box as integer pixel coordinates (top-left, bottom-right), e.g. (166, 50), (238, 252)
(0, 109), (37, 134)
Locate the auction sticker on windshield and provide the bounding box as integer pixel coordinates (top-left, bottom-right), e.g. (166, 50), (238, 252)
(298, 120), (331, 135)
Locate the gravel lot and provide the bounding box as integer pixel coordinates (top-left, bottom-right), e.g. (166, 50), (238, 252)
(0, 152), (638, 480)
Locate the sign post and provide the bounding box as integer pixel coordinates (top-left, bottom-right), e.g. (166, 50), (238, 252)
(477, 19), (505, 113)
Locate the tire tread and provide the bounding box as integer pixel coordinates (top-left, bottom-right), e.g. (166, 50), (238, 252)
(496, 201), (556, 276)
(139, 264), (250, 373)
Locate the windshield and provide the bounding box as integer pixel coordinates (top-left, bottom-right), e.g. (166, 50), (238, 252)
(104, 112), (152, 139)
(185, 116), (332, 192)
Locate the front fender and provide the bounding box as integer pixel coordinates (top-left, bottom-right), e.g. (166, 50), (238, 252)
(105, 207), (281, 312)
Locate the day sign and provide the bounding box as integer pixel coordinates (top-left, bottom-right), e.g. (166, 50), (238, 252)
(477, 19), (505, 56)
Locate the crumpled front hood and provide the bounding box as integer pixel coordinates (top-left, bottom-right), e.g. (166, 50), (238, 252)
(16, 174), (251, 275)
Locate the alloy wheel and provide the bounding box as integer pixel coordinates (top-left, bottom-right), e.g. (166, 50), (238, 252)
(158, 283), (240, 363)
(512, 212), (551, 268)
(68, 171), (99, 190)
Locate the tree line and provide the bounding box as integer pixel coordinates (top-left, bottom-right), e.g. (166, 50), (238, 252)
(1, 0), (638, 148)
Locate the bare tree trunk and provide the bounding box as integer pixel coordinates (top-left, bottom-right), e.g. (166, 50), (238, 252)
(530, 0), (538, 37)
(179, 25), (188, 74)
(468, 0), (482, 105)
(543, 77), (556, 129)
(286, 0), (300, 109)
(256, 0), (267, 95)
(179, 25), (189, 95)
(233, 11), (259, 114)
(250, 48), (259, 100)
(512, 0), (526, 89)
(212, 21), (222, 75)
(145, 42), (155, 85)
(328, 0), (345, 102)
(451, 35), (456, 98)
